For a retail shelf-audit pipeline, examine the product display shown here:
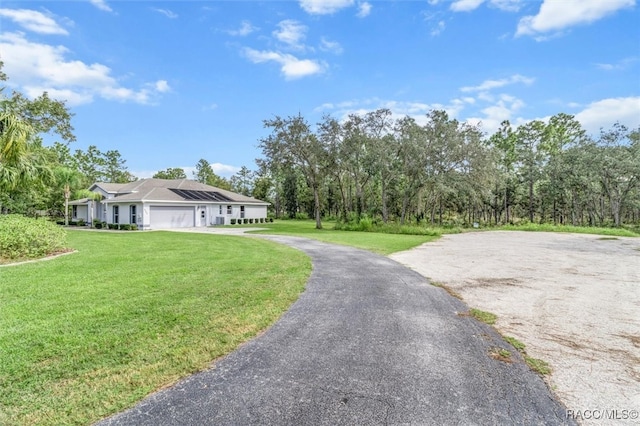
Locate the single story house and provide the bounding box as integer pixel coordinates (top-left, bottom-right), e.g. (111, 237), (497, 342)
(69, 178), (269, 230)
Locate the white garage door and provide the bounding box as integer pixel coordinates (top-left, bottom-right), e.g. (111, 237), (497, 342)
(150, 206), (195, 229)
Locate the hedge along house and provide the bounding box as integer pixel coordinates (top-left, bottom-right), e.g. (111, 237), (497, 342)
(68, 178), (269, 229)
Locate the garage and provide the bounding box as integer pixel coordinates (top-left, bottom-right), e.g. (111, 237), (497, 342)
(150, 206), (195, 229)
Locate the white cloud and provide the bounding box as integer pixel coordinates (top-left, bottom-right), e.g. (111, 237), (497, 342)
(0, 32), (169, 106)
(315, 93), (525, 135)
(0, 8), (68, 35)
(314, 97), (471, 125)
(154, 80), (171, 93)
(299, 0), (354, 15)
(152, 8), (178, 19)
(357, 2), (372, 17)
(211, 163), (241, 177)
(227, 20), (257, 37)
(243, 48), (325, 80)
(133, 165), (238, 180)
(449, 0), (525, 12)
(464, 94), (526, 134)
(319, 37), (343, 54)
(23, 86), (94, 105)
(89, 0), (112, 13)
(450, 0), (485, 12)
(516, 0), (635, 38)
(273, 20), (307, 50)
(490, 0), (523, 12)
(431, 21), (446, 36)
(575, 97), (640, 134)
(595, 56), (638, 71)
(460, 74), (535, 92)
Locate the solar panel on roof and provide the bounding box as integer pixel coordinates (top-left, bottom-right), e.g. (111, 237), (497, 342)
(169, 188), (233, 202)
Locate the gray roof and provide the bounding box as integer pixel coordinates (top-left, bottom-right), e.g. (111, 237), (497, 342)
(68, 198), (91, 205)
(90, 182), (129, 193)
(97, 179), (268, 205)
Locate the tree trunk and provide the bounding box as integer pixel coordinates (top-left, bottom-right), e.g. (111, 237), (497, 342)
(504, 185), (509, 224)
(313, 184), (322, 229)
(381, 179), (389, 223)
(64, 185), (70, 226)
(401, 193), (409, 225)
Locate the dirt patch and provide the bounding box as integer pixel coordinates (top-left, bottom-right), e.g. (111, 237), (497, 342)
(391, 231), (640, 425)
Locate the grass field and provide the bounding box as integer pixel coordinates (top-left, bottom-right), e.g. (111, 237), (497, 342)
(0, 230), (310, 425)
(247, 220), (441, 255)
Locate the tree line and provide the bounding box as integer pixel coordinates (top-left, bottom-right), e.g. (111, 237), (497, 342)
(254, 109), (639, 229)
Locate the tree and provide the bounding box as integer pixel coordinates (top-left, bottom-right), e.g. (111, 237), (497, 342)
(0, 111), (53, 213)
(193, 158), (231, 189)
(260, 114), (329, 229)
(103, 150), (136, 183)
(395, 116), (427, 224)
(230, 166), (254, 196)
(515, 120), (545, 223)
(540, 113), (587, 224)
(1, 61), (75, 145)
(0, 111), (35, 192)
(153, 167), (187, 180)
(489, 120), (518, 224)
(55, 167), (83, 226)
(74, 145), (105, 185)
(595, 123), (640, 226)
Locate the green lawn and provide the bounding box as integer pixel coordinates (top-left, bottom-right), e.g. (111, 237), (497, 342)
(488, 223), (639, 237)
(0, 230), (310, 425)
(246, 220), (440, 255)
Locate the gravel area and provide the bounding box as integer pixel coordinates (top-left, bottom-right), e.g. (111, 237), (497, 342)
(390, 231), (640, 425)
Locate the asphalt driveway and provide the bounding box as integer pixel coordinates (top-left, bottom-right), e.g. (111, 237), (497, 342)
(98, 236), (572, 425)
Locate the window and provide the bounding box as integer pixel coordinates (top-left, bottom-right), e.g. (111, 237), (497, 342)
(72, 205), (78, 219)
(227, 205), (232, 215)
(240, 206), (245, 218)
(130, 205), (136, 224)
(113, 205), (119, 224)
(219, 205), (222, 214)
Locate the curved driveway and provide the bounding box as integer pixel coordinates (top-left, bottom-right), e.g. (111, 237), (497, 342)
(98, 236), (572, 425)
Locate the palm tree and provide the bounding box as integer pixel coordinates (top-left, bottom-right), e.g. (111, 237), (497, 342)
(0, 111), (34, 192)
(73, 188), (103, 226)
(55, 167), (83, 226)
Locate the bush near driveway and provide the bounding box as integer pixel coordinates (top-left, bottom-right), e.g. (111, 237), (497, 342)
(0, 215), (67, 261)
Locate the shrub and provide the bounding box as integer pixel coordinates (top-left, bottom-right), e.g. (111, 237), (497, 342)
(243, 218), (249, 224)
(269, 218), (274, 223)
(0, 215), (68, 260)
(130, 224), (138, 231)
(92, 218), (102, 229)
(230, 219), (236, 225)
(119, 224), (131, 230)
(249, 218), (254, 224)
(108, 224), (118, 230)
(77, 219), (86, 226)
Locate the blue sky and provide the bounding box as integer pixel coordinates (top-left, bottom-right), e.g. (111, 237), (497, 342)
(1, 0), (639, 179)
